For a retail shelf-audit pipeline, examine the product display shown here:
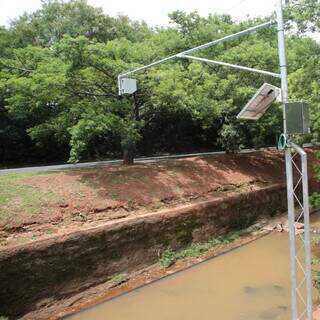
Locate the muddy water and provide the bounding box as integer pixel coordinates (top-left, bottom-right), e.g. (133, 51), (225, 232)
(68, 233), (300, 320)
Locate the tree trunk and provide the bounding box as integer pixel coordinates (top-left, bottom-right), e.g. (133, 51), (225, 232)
(133, 92), (140, 121)
(123, 148), (134, 165)
(122, 93), (140, 166)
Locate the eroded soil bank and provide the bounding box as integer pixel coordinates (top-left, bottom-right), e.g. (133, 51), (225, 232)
(2, 148), (317, 248)
(0, 149), (318, 319)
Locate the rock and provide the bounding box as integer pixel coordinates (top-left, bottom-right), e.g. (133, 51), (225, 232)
(263, 224), (276, 231)
(243, 286), (260, 295)
(274, 222), (305, 235)
(259, 305), (288, 319)
(246, 222), (264, 232)
(271, 284), (285, 296)
(58, 203), (69, 208)
(295, 222), (305, 229)
(276, 224), (284, 232)
(295, 228), (304, 235)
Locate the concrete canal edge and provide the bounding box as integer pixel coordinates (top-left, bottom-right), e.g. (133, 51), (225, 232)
(0, 182), (317, 318)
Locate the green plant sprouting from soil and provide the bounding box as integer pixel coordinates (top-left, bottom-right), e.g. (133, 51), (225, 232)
(312, 262), (320, 291)
(110, 273), (127, 286)
(311, 236), (320, 291)
(312, 235), (320, 246)
(159, 231), (243, 268)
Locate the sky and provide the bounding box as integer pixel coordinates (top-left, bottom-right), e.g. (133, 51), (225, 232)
(0, 0), (319, 40)
(0, 0), (277, 26)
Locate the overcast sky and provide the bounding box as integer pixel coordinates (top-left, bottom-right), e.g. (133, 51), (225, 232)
(0, 0), (281, 26)
(0, 0), (319, 40)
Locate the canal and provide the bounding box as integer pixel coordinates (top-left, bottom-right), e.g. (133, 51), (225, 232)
(67, 232), (303, 320)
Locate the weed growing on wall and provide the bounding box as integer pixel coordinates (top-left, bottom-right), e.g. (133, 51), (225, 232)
(110, 273), (127, 286)
(159, 230), (243, 268)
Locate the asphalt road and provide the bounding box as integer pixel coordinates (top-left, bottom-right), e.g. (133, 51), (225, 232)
(0, 149), (255, 174)
(0, 144), (312, 175)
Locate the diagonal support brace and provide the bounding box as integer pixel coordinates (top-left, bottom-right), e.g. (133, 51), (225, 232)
(118, 20), (275, 87)
(177, 54), (281, 78)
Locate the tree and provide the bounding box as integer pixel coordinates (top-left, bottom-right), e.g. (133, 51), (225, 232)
(8, 0), (151, 47)
(286, 0), (320, 33)
(1, 1), (320, 166)
(0, 1), (152, 165)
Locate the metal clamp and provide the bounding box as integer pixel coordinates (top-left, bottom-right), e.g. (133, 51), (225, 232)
(277, 133), (288, 150)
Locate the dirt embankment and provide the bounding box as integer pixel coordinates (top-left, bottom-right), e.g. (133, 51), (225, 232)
(1, 148), (317, 248)
(0, 148), (319, 319)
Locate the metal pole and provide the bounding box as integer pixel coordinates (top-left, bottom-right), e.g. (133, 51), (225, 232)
(302, 152), (313, 320)
(290, 142), (313, 319)
(276, 0), (288, 132)
(119, 20), (274, 79)
(178, 54), (281, 78)
(276, 1), (299, 319)
(285, 149), (299, 320)
(179, 20), (274, 56)
(119, 54), (178, 78)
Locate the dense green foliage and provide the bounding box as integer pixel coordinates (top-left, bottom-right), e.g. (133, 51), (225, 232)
(310, 151), (320, 207)
(159, 231), (243, 268)
(0, 0), (320, 165)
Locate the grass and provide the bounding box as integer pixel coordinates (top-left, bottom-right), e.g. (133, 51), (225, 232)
(312, 257), (320, 291)
(0, 172), (58, 221)
(159, 230), (244, 268)
(312, 235), (320, 246)
(311, 235), (320, 291)
(110, 273), (127, 286)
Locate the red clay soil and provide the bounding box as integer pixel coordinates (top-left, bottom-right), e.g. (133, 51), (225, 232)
(0, 148), (318, 248)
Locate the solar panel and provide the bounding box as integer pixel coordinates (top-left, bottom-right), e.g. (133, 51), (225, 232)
(237, 83), (281, 120)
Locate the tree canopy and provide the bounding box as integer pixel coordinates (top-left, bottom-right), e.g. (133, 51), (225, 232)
(0, 0), (320, 166)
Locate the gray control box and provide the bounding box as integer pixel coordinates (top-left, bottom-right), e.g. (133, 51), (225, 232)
(119, 78), (137, 95)
(285, 102), (310, 134)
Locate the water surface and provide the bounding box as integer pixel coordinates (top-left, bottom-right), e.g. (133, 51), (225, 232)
(68, 233), (294, 320)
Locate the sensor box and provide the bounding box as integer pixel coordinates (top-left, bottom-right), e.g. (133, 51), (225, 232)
(285, 102), (310, 134)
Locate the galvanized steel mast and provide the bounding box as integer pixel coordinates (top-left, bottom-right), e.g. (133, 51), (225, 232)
(277, 0), (313, 319)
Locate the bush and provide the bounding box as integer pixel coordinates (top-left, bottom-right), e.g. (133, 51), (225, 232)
(310, 151), (320, 208)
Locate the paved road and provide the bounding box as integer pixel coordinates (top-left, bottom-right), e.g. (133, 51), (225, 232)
(0, 150), (231, 174)
(0, 144), (313, 174)
(0, 149), (255, 174)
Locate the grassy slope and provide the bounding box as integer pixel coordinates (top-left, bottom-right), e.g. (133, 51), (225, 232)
(0, 149), (315, 247)
(0, 172), (59, 226)
(0, 150), (287, 226)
